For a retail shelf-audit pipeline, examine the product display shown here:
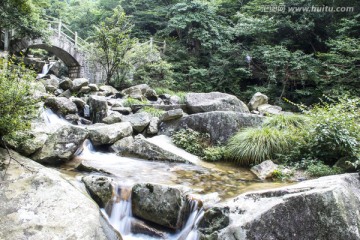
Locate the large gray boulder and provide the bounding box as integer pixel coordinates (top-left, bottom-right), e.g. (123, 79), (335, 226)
(121, 112), (151, 133)
(185, 92), (249, 114)
(89, 95), (108, 123)
(160, 109), (184, 121)
(45, 97), (78, 115)
(122, 84), (151, 99)
(160, 111), (263, 144)
(248, 92), (269, 111)
(32, 125), (88, 164)
(72, 78), (89, 91)
(86, 122), (133, 146)
(99, 85), (119, 96)
(110, 136), (135, 155)
(218, 173), (360, 240)
(258, 104), (282, 115)
(102, 111), (122, 124)
(132, 183), (186, 230)
(4, 131), (48, 157)
(0, 149), (120, 240)
(127, 135), (199, 164)
(147, 117), (160, 135)
(59, 78), (73, 90)
(82, 175), (114, 208)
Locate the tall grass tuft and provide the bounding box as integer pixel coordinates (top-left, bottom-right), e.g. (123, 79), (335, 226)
(225, 127), (292, 166)
(140, 106), (165, 118)
(262, 114), (308, 130)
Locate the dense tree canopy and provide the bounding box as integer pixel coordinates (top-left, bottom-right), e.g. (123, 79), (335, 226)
(1, 0), (359, 107)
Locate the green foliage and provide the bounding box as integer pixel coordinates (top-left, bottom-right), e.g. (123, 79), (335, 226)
(140, 107), (165, 118)
(172, 128), (210, 157)
(90, 6), (135, 85)
(203, 146), (226, 162)
(225, 127), (292, 166)
(122, 97), (148, 107)
(301, 97), (360, 165)
(306, 162), (343, 177)
(262, 114), (308, 130)
(0, 0), (46, 38)
(0, 59), (38, 138)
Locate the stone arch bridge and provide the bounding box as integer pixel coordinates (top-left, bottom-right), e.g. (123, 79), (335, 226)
(6, 19), (103, 83)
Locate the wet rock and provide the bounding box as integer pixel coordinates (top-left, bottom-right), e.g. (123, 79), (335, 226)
(89, 83), (99, 92)
(0, 149), (114, 240)
(42, 75), (60, 92)
(218, 173), (360, 240)
(248, 92), (269, 111)
(82, 175), (113, 208)
(70, 97), (86, 109)
(54, 88), (64, 96)
(185, 92), (249, 114)
(4, 132), (48, 157)
(144, 89), (158, 101)
(131, 219), (166, 238)
(86, 122), (133, 146)
(250, 160), (278, 180)
(102, 111), (122, 124)
(128, 135), (198, 164)
(132, 183), (185, 230)
(59, 89), (72, 98)
(110, 136), (134, 155)
(89, 95), (108, 123)
(65, 114), (80, 124)
(160, 111), (263, 144)
(99, 85), (119, 96)
(32, 125), (88, 164)
(79, 86), (91, 94)
(160, 109), (184, 121)
(71, 78), (89, 91)
(121, 112), (151, 132)
(199, 207), (230, 237)
(147, 117), (160, 135)
(59, 78), (73, 90)
(112, 106), (132, 115)
(258, 104), (282, 115)
(45, 97), (78, 115)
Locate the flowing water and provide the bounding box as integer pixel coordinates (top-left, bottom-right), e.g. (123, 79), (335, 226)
(37, 62), (55, 79)
(44, 109), (291, 239)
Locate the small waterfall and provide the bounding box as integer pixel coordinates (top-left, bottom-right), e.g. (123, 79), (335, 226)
(37, 62), (55, 79)
(41, 108), (70, 129)
(175, 198), (204, 240)
(108, 185), (133, 236)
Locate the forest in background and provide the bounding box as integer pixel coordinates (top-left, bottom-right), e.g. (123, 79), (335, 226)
(1, 0), (359, 109)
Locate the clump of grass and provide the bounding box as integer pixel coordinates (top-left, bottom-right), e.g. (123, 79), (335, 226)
(172, 128), (210, 157)
(225, 127), (292, 166)
(141, 106), (165, 118)
(123, 97), (149, 107)
(262, 114), (308, 130)
(154, 87), (175, 95)
(175, 91), (187, 104)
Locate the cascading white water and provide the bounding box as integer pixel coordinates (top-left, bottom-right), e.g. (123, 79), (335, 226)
(109, 185), (133, 236)
(37, 62), (55, 79)
(41, 108), (70, 127)
(175, 199), (204, 240)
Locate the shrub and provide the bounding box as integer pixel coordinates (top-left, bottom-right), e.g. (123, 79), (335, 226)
(301, 96), (360, 165)
(306, 162), (343, 177)
(140, 106), (165, 118)
(225, 127), (292, 166)
(203, 146), (225, 162)
(0, 59), (38, 138)
(172, 128), (210, 157)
